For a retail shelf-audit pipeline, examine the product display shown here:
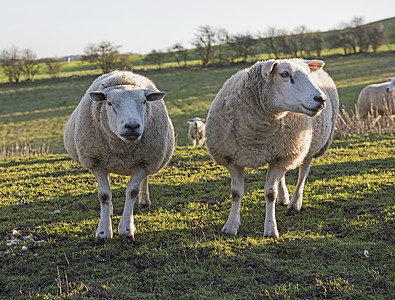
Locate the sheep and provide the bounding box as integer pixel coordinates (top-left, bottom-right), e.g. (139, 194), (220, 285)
(187, 117), (206, 146)
(205, 58), (339, 238)
(357, 77), (395, 118)
(64, 71), (174, 243)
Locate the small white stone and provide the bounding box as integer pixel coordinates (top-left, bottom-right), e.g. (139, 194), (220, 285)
(21, 246), (28, 251)
(363, 250), (370, 258)
(12, 229), (18, 236)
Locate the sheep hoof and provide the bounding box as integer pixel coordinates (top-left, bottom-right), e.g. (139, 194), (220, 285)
(120, 234), (135, 242)
(221, 224), (239, 235)
(95, 230), (112, 244)
(286, 207), (300, 216)
(263, 229), (279, 239)
(139, 201), (151, 209)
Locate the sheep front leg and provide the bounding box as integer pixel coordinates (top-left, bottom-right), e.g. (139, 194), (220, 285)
(138, 176), (150, 208)
(222, 164), (245, 235)
(118, 168), (148, 240)
(91, 167), (113, 243)
(287, 158), (312, 216)
(264, 163), (286, 238)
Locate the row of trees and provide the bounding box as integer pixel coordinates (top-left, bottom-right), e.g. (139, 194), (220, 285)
(1, 17), (394, 83)
(145, 17), (394, 69)
(0, 46), (65, 83)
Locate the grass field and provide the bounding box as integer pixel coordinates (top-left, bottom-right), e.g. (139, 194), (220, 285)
(1, 51), (395, 152)
(0, 51), (394, 298)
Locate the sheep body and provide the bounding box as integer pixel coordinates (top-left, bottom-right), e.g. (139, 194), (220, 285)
(357, 77), (395, 118)
(187, 117), (206, 146)
(64, 71), (174, 242)
(205, 59), (339, 237)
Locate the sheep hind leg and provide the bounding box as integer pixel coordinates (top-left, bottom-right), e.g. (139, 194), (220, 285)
(286, 158), (312, 216)
(118, 167), (148, 241)
(222, 164), (245, 235)
(264, 163), (286, 238)
(277, 174), (289, 206)
(138, 176), (150, 208)
(91, 167), (113, 244)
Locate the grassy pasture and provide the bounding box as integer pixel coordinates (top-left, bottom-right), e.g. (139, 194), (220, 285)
(0, 51), (394, 298)
(0, 136), (394, 298)
(1, 51), (394, 152)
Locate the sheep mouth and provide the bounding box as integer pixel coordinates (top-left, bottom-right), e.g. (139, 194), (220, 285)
(120, 133), (142, 142)
(302, 103), (326, 116)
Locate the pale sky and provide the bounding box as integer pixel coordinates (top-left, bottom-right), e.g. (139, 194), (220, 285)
(1, 0), (394, 58)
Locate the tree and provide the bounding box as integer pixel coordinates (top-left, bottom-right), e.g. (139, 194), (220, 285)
(45, 58), (64, 79)
(144, 49), (168, 70)
(21, 49), (40, 81)
(83, 41), (132, 73)
(261, 27), (281, 59)
(229, 32), (257, 62)
(309, 32), (324, 57)
(192, 25), (217, 67)
(168, 43), (188, 67)
(0, 46), (24, 83)
(367, 24), (384, 53)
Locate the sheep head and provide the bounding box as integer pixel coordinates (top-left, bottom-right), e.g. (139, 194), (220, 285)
(90, 85), (165, 142)
(261, 59), (327, 117)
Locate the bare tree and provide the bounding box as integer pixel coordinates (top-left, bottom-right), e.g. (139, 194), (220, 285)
(229, 32), (257, 62)
(168, 43), (188, 67)
(83, 41), (131, 73)
(367, 23), (384, 53)
(192, 25), (217, 67)
(309, 32), (324, 57)
(144, 49), (168, 70)
(21, 49), (40, 81)
(0, 46), (24, 83)
(260, 27), (281, 58)
(45, 58), (64, 79)
(294, 25), (312, 57)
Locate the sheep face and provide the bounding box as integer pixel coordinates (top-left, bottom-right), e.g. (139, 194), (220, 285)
(90, 86), (165, 142)
(187, 117), (205, 128)
(263, 60), (327, 117)
(386, 77), (395, 93)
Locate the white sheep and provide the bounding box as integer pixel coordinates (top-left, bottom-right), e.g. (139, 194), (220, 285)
(187, 117), (206, 146)
(357, 77), (395, 118)
(64, 71), (174, 243)
(205, 59), (339, 238)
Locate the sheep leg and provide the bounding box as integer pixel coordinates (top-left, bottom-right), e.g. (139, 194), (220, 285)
(277, 174), (290, 206)
(264, 163), (286, 238)
(92, 167), (113, 243)
(286, 158), (312, 216)
(192, 139), (197, 146)
(139, 176), (150, 208)
(222, 164), (245, 235)
(118, 167), (148, 241)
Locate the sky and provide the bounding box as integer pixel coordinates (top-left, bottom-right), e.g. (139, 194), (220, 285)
(1, 0), (394, 58)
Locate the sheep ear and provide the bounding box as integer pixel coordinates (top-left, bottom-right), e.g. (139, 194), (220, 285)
(90, 91), (107, 102)
(387, 78), (392, 82)
(201, 118), (205, 122)
(306, 60), (325, 72)
(261, 60), (278, 77)
(145, 90), (166, 101)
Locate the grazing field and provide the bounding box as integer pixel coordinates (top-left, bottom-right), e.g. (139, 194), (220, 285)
(1, 51), (394, 152)
(0, 136), (394, 298)
(0, 52), (394, 298)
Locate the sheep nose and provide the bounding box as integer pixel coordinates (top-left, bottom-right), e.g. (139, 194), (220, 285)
(124, 123), (140, 131)
(314, 95), (326, 104)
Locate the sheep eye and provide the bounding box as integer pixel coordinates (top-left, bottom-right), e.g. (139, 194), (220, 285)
(107, 101), (112, 106)
(280, 72), (290, 78)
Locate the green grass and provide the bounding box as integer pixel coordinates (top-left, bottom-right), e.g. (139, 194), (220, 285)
(0, 135), (394, 298)
(1, 51), (394, 153)
(0, 50), (394, 298)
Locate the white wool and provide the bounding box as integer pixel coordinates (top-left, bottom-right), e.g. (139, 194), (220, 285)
(205, 58), (339, 238)
(64, 71), (174, 242)
(357, 77), (395, 118)
(187, 117), (206, 146)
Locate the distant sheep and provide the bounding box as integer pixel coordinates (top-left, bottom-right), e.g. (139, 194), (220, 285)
(64, 71), (174, 243)
(187, 117), (206, 146)
(357, 77), (395, 118)
(205, 59), (339, 238)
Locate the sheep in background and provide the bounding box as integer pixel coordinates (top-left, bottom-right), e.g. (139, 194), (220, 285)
(64, 71), (174, 243)
(357, 77), (395, 118)
(187, 117), (206, 146)
(205, 59), (339, 238)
